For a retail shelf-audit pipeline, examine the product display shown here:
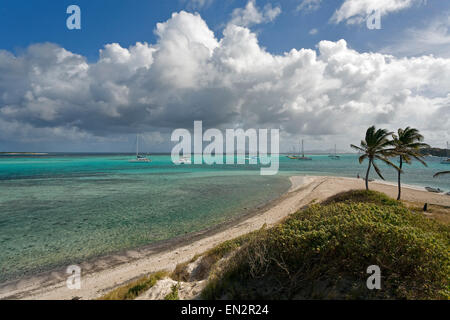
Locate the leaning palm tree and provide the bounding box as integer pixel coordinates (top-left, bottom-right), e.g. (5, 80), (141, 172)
(351, 126), (400, 191)
(390, 127), (429, 200)
(434, 171), (450, 178)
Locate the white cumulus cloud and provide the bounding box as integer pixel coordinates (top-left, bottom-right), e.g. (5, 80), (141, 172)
(331, 0), (425, 24)
(229, 0), (281, 27)
(0, 9), (449, 150)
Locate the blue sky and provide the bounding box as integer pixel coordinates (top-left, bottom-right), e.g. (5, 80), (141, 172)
(1, 0), (448, 60)
(0, 0), (449, 152)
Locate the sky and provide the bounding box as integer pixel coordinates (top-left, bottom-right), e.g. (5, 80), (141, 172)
(0, 0), (449, 152)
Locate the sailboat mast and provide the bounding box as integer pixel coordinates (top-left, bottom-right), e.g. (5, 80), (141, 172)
(136, 134), (139, 157)
(302, 140), (305, 158)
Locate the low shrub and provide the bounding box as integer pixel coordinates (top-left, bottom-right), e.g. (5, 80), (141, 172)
(202, 191), (449, 300)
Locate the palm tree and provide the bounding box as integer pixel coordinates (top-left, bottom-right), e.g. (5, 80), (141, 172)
(351, 126), (399, 191)
(434, 171), (450, 178)
(391, 127), (429, 200)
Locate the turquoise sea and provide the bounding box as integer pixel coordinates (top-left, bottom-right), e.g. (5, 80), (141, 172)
(0, 153), (449, 283)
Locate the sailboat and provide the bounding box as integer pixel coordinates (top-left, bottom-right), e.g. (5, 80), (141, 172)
(441, 142), (450, 164)
(329, 144), (340, 160)
(297, 140), (312, 161)
(129, 134), (151, 162)
(287, 146), (299, 159)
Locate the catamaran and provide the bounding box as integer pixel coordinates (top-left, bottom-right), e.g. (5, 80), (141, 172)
(329, 144), (340, 160)
(297, 140), (312, 161)
(441, 142), (450, 164)
(130, 134), (151, 162)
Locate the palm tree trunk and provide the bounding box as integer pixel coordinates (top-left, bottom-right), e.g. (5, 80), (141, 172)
(365, 160), (372, 191)
(397, 156), (403, 200)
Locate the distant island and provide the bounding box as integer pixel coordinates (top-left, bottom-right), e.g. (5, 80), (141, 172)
(0, 152), (48, 155)
(420, 147), (450, 157)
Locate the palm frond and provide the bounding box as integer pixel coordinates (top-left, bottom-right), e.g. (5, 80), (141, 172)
(390, 127), (429, 169)
(350, 144), (365, 152)
(408, 142), (430, 149)
(412, 155), (428, 167)
(358, 154), (367, 164)
(433, 171), (450, 178)
(374, 155), (401, 172)
(372, 162), (385, 180)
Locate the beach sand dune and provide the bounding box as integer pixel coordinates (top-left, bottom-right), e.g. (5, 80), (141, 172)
(1, 176), (448, 300)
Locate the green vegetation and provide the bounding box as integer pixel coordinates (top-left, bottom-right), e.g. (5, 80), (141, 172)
(98, 191), (448, 301)
(420, 147), (449, 158)
(98, 271), (168, 300)
(201, 190), (449, 300)
(164, 283), (181, 300)
(323, 189), (399, 207)
(351, 126), (399, 191)
(390, 127), (429, 200)
(172, 231), (259, 282)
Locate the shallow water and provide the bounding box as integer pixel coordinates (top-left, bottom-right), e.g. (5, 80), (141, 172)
(0, 153), (448, 283)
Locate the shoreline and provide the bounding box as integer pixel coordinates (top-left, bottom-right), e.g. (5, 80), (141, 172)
(0, 175), (448, 300)
(0, 177), (290, 288)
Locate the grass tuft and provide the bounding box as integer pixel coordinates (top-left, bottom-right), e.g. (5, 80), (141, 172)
(164, 283), (180, 300)
(98, 271), (168, 300)
(171, 228), (265, 282)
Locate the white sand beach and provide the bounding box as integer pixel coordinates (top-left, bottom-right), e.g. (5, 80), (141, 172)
(1, 175), (448, 300)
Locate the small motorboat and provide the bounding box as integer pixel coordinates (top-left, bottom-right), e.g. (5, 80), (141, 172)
(425, 187), (444, 193)
(173, 157), (192, 165)
(130, 155), (151, 162)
